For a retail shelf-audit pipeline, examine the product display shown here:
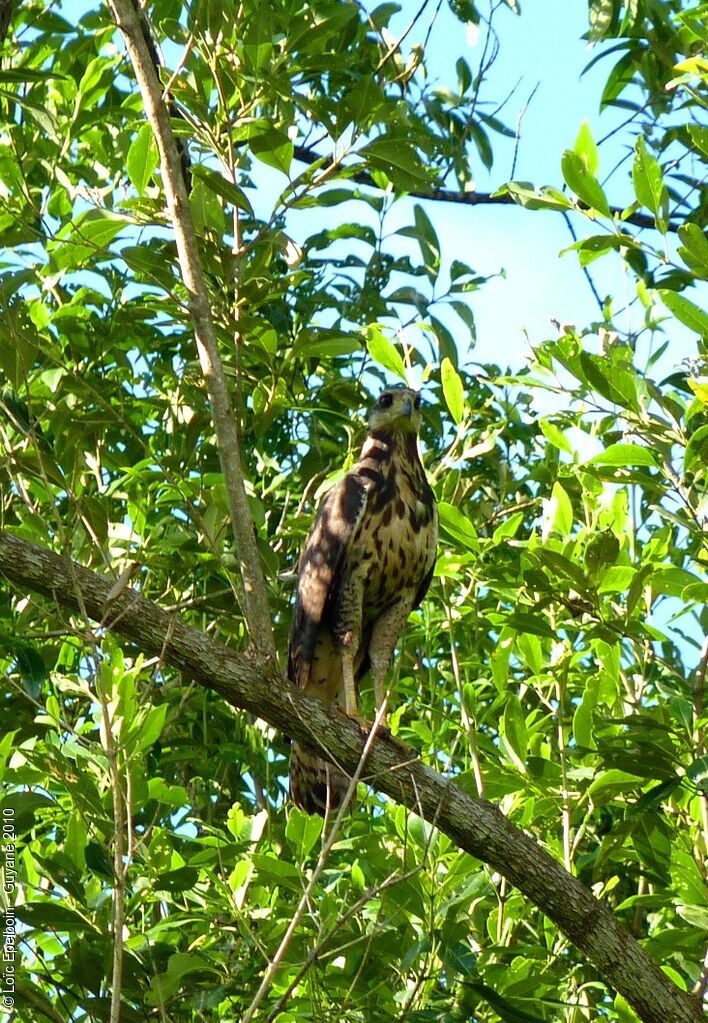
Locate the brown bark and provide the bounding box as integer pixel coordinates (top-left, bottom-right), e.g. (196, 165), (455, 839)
(0, 530), (702, 1023)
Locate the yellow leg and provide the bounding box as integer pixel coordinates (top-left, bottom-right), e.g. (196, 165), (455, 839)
(369, 597), (413, 730)
(373, 668), (388, 728)
(342, 645), (358, 718)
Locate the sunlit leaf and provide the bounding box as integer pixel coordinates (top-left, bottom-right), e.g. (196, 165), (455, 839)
(574, 120), (599, 176)
(438, 501), (479, 550)
(659, 289), (708, 336)
(365, 327), (407, 379)
(632, 136), (668, 230)
(561, 150), (611, 217)
(441, 357), (465, 423)
(587, 444), (658, 468)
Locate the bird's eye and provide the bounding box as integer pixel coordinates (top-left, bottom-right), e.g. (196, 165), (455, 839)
(379, 393), (393, 408)
(413, 394), (421, 410)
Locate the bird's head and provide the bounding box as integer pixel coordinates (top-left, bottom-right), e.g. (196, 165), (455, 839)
(368, 385), (422, 435)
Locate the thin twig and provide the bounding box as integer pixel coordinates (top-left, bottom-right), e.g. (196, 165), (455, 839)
(263, 860), (427, 1023)
(562, 210), (605, 313)
(87, 631), (127, 1023)
(511, 81), (540, 180)
(374, 0), (431, 74)
(242, 699), (391, 1023)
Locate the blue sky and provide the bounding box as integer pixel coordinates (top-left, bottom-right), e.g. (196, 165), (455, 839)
(383, 0), (692, 369)
(415, 1), (642, 365)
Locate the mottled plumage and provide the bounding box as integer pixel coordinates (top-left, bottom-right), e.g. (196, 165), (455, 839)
(288, 386), (438, 815)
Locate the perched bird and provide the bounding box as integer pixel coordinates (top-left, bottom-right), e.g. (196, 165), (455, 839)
(288, 385), (438, 815)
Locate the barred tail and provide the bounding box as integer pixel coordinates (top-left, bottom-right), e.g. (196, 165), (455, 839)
(289, 742), (351, 816)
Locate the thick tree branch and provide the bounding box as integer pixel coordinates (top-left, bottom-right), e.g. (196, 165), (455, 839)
(106, 0), (275, 659)
(0, 530), (702, 1023)
(292, 144), (681, 234)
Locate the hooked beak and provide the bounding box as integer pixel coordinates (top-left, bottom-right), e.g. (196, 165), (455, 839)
(402, 396), (413, 417)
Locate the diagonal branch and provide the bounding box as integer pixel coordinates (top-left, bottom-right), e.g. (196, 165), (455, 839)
(106, 0), (275, 659)
(0, 529), (702, 1023)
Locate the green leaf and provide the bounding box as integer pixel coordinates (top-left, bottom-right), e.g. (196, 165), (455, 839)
(191, 165), (255, 215)
(464, 980), (548, 1023)
(190, 177), (226, 234)
(488, 611), (556, 639)
(685, 423), (708, 474)
(677, 904), (708, 930)
(14, 644), (46, 698)
(438, 502), (479, 551)
(156, 867), (199, 892)
(587, 444), (658, 468)
(126, 123), (158, 196)
(536, 548), (590, 594)
(678, 223), (708, 277)
(658, 290), (708, 336)
(579, 351), (639, 412)
(574, 120), (599, 177)
(456, 56), (472, 94)
(543, 480), (573, 537)
(248, 124), (294, 174)
(48, 210), (128, 271)
(365, 327), (407, 379)
(0, 730), (16, 787)
(147, 952), (219, 1004)
(588, 769), (643, 799)
(0, 68), (68, 82)
(286, 807), (323, 858)
(539, 418), (572, 453)
(572, 678), (598, 750)
(404, 203), (440, 279)
(120, 243), (177, 286)
(129, 704), (168, 753)
(501, 181), (575, 212)
(441, 357), (465, 424)
(252, 854), (302, 890)
(561, 150), (611, 217)
(492, 510), (524, 542)
(15, 903), (92, 931)
(344, 76), (385, 132)
(359, 137), (430, 187)
(597, 565), (635, 593)
(0, 88), (57, 134)
(502, 693), (527, 764)
(650, 566), (703, 598)
(85, 840), (113, 880)
(295, 333), (361, 358)
(688, 124), (708, 158)
(564, 231), (641, 266)
(632, 136), (668, 229)
(585, 530), (620, 579)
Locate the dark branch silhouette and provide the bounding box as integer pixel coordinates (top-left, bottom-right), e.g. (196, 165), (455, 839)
(292, 144), (681, 234)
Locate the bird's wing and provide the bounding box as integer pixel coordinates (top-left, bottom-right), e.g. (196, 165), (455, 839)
(412, 502), (438, 608)
(288, 472), (371, 689)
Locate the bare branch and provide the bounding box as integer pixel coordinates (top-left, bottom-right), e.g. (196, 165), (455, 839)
(291, 144), (682, 234)
(0, 529), (702, 1023)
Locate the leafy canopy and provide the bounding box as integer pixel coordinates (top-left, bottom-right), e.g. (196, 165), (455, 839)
(0, 0), (706, 1021)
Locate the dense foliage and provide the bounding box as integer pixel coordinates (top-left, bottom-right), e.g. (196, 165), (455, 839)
(0, 0), (706, 1021)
